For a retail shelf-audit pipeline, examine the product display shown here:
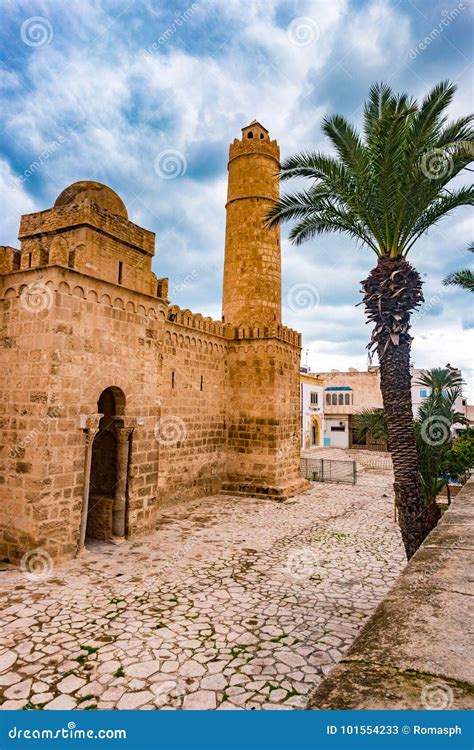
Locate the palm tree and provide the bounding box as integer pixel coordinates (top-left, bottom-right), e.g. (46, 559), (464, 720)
(267, 81), (473, 558)
(416, 366), (465, 401)
(353, 408), (388, 448)
(415, 389), (467, 503)
(443, 244), (474, 292)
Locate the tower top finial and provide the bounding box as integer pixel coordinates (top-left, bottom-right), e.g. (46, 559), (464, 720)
(241, 120), (270, 142)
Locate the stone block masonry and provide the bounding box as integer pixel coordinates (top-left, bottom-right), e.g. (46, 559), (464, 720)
(0, 123), (306, 563)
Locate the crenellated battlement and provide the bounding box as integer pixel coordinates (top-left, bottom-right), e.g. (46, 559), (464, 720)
(166, 305), (301, 346)
(228, 137), (280, 165)
(167, 304), (226, 337)
(224, 323), (301, 347)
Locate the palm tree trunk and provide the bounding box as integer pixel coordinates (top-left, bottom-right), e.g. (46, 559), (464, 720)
(362, 257), (441, 558)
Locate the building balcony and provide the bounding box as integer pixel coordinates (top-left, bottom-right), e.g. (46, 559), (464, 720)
(324, 403), (356, 415)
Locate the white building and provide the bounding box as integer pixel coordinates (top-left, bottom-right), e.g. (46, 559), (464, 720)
(301, 363), (469, 452)
(300, 371), (324, 448)
(412, 366), (468, 435)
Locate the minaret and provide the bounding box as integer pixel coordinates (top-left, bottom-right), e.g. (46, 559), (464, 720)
(222, 121), (281, 327)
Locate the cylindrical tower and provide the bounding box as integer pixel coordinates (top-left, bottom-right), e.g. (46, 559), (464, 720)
(222, 121), (281, 327)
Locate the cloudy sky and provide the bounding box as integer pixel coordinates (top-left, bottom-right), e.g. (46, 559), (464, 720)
(1, 0), (473, 397)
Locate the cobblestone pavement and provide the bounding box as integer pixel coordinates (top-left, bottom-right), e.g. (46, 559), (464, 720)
(0, 469), (405, 711)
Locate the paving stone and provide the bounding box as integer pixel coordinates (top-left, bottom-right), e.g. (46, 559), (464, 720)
(126, 661), (161, 678)
(31, 692), (54, 705)
(116, 691), (155, 710)
(0, 466), (404, 712)
(0, 651), (17, 673)
(4, 679), (32, 700)
(44, 695), (77, 710)
(201, 673), (228, 691)
(179, 660), (206, 678)
(0, 699), (26, 710)
(57, 675), (86, 694)
(183, 690), (217, 710)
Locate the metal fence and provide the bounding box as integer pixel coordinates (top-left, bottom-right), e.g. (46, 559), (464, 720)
(300, 457), (357, 485)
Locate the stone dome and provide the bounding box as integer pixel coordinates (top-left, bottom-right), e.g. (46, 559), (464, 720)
(54, 181), (128, 219)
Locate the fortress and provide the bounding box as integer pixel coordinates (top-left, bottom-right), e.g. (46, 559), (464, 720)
(0, 121), (304, 563)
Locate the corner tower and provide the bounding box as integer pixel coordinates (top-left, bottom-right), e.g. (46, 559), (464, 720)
(222, 121), (281, 327)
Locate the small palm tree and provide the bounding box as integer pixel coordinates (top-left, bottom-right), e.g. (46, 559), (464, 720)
(417, 366), (465, 402)
(415, 390), (467, 502)
(353, 408), (388, 447)
(267, 81), (473, 558)
(443, 244), (474, 292)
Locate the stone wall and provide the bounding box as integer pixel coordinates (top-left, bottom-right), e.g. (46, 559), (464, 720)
(306, 477), (474, 710)
(0, 263), (303, 562)
(159, 322), (228, 505)
(224, 335), (304, 498)
(0, 265), (166, 560)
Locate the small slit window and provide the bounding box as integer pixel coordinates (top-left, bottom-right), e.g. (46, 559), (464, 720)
(171, 371), (175, 389)
(118, 261), (123, 285)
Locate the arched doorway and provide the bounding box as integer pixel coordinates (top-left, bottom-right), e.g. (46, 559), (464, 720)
(311, 416), (320, 447)
(85, 387), (132, 542)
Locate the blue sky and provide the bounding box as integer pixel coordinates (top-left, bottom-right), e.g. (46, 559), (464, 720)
(1, 0), (473, 396)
